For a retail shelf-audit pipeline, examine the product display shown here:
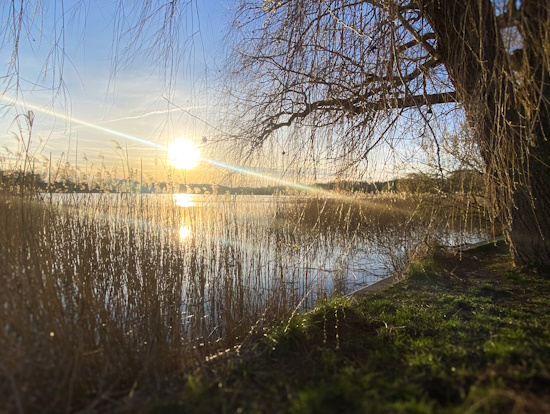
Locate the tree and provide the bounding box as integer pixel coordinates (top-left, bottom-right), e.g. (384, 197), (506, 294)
(229, 0), (550, 266)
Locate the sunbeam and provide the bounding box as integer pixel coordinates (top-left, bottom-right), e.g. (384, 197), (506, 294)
(0, 94), (167, 150)
(0, 94), (351, 200)
(205, 159), (336, 198)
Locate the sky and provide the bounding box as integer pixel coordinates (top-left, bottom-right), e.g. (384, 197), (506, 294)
(0, 0), (237, 185)
(0, 1), (465, 188)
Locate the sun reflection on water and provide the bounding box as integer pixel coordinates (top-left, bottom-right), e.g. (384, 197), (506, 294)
(179, 225), (191, 242)
(173, 193), (195, 208)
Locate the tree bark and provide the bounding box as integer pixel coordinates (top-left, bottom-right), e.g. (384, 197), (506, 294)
(509, 154), (550, 266)
(509, 0), (550, 266)
(422, 0), (550, 266)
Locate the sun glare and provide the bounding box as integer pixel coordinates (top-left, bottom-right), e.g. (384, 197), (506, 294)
(179, 225), (191, 242)
(168, 139), (200, 170)
(173, 193), (195, 208)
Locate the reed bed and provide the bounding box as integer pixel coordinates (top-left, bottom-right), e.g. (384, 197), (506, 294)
(0, 191), (492, 412)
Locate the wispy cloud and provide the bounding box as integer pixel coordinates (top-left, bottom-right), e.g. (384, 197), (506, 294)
(99, 106), (198, 124)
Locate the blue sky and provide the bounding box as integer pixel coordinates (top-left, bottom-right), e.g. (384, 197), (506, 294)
(0, 0), (232, 183)
(0, 1), (462, 186)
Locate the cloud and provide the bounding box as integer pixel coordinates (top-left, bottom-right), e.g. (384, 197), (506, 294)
(99, 107), (196, 124)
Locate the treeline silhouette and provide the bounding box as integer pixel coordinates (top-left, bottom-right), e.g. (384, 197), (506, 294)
(0, 169), (483, 196)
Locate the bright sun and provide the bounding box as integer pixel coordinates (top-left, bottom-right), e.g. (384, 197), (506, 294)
(168, 139), (201, 170)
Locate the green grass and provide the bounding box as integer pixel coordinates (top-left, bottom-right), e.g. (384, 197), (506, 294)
(133, 242), (550, 413)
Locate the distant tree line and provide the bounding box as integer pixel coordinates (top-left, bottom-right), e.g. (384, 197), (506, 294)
(0, 168), (483, 197)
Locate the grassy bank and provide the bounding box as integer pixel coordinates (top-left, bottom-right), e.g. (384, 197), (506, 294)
(133, 242), (550, 413)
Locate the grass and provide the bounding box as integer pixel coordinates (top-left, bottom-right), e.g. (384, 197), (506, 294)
(132, 241), (550, 414)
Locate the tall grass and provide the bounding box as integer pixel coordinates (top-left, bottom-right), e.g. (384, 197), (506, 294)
(0, 190), (493, 412)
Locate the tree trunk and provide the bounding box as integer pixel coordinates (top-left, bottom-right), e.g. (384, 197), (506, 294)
(509, 162), (550, 266)
(423, 0), (550, 267)
(509, 0), (550, 267)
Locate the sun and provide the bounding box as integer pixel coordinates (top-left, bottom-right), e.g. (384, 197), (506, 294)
(168, 139), (200, 170)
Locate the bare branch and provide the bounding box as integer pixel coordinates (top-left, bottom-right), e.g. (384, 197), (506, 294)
(396, 11), (437, 56)
(256, 91), (457, 143)
(396, 32), (436, 53)
(497, 0), (520, 28)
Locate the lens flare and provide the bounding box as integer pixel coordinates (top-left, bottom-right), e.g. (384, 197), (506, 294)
(0, 93), (354, 202)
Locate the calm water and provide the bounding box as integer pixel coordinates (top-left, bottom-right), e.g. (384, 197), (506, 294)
(49, 192), (488, 299)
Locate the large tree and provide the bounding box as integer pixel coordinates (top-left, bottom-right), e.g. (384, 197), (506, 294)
(229, 0), (550, 266)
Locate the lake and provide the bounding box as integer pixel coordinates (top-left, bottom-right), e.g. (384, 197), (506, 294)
(47, 191), (489, 300)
